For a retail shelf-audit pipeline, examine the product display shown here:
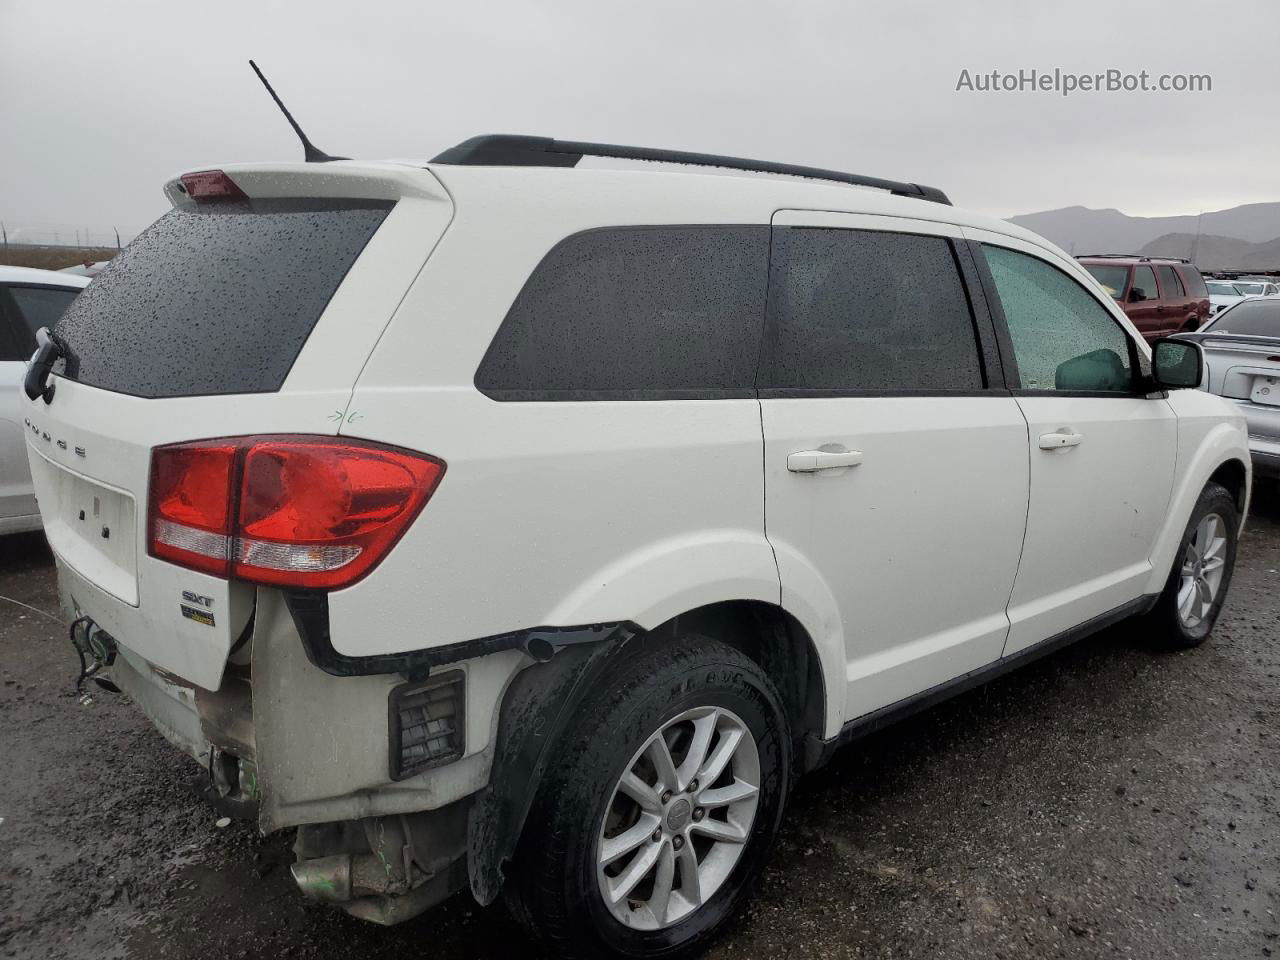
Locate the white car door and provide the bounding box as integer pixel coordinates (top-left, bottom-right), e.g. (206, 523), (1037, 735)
(964, 230), (1178, 655)
(760, 212), (1030, 719)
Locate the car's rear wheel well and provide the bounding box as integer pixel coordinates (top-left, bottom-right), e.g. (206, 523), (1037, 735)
(637, 601), (825, 765)
(1209, 459), (1248, 513)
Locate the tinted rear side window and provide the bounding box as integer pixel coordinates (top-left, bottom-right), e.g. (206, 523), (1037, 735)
(760, 227), (984, 393)
(54, 198), (392, 398)
(1176, 264), (1209, 298)
(1157, 264), (1184, 297)
(475, 226), (769, 400)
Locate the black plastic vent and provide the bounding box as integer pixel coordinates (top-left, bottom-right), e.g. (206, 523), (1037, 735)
(389, 671), (465, 779)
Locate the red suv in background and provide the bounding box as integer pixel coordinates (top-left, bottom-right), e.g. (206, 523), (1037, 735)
(1077, 255), (1211, 341)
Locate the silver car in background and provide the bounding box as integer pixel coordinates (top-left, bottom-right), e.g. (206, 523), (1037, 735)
(1177, 296), (1280, 479)
(0, 266), (89, 533)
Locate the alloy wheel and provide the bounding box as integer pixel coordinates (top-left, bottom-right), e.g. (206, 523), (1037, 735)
(596, 706), (760, 930)
(1178, 512), (1228, 628)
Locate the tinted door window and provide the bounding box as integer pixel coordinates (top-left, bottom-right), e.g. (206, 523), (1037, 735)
(0, 294), (27, 361)
(1157, 264), (1183, 297)
(475, 226), (769, 400)
(1131, 265), (1159, 302)
(0, 285), (81, 360)
(9, 286), (81, 340)
(983, 245), (1134, 393)
(761, 228), (983, 392)
(54, 199), (393, 398)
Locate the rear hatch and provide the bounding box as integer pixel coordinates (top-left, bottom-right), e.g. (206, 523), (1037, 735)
(24, 162), (453, 690)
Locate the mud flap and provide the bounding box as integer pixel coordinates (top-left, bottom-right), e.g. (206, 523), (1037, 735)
(467, 629), (634, 905)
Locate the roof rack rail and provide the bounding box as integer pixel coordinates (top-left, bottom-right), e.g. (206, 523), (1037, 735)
(430, 135), (951, 206)
(1075, 253), (1193, 264)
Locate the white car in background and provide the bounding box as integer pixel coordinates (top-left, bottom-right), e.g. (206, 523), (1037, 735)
(1206, 279), (1250, 316)
(1, 266), (89, 533)
(1229, 279), (1280, 298)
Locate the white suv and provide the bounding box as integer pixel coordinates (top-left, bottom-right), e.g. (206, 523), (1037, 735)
(23, 137), (1250, 959)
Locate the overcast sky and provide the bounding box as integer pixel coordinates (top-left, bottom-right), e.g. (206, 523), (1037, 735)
(3, 0), (1277, 240)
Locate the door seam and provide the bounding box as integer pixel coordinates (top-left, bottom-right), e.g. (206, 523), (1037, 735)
(1000, 396), (1034, 658)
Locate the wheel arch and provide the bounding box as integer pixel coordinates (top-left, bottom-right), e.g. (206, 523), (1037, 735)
(1208, 457), (1248, 514)
(1143, 414), (1251, 596)
(466, 598), (829, 907)
(641, 600), (828, 761)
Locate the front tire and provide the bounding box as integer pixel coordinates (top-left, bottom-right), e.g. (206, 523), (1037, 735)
(506, 637), (790, 959)
(1144, 481), (1239, 648)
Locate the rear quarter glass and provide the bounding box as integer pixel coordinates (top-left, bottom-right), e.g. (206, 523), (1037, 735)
(474, 225), (769, 400)
(53, 198), (393, 398)
(1176, 264), (1210, 299)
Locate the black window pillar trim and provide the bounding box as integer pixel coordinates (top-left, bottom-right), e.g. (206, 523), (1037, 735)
(951, 239), (1010, 390)
(964, 239), (1023, 389)
(282, 588), (640, 679)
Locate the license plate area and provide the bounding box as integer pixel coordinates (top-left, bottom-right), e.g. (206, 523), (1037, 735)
(1252, 376), (1280, 407)
(29, 451), (139, 605)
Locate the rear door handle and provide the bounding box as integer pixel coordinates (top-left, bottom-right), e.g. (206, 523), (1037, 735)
(1038, 431), (1083, 450)
(787, 448), (865, 473)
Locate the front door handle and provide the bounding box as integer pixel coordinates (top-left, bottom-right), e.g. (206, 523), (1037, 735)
(787, 448), (865, 473)
(1038, 431), (1083, 450)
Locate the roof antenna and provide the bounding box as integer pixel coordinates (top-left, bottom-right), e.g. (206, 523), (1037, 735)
(248, 60), (347, 163)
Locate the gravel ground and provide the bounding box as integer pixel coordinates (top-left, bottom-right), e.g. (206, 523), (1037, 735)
(1, 497), (1277, 960)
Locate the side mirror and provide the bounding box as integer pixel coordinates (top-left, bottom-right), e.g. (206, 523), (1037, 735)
(1128, 287), (1147, 303)
(1151, 337), (1203, 390)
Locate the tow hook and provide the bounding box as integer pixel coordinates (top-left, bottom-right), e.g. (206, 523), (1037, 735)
(70, 617), (120, 700)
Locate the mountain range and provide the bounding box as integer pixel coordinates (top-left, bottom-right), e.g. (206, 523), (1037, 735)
(1007, 202), (1280, 270)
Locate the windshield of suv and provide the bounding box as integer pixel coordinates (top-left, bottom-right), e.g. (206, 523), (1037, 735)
(1204, 299), (1280, 337)
(1207, 281), (1244, 296)
(1082, 264), (1129, 297)
(1234, 282), (1265, 295)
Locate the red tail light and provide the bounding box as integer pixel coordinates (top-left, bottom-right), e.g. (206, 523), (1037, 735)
(149, 436), (444, 589)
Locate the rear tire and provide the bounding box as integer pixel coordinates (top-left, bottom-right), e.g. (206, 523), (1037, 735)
(505, 637), (790, 959)
(1143, 481), (1239, 648)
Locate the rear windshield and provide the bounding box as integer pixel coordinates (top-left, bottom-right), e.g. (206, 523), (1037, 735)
(1205, 299), (1280, 338)
(54, 198), (393, 398)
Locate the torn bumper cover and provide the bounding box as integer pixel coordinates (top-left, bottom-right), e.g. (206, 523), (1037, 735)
(106, 645), (260, 817)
